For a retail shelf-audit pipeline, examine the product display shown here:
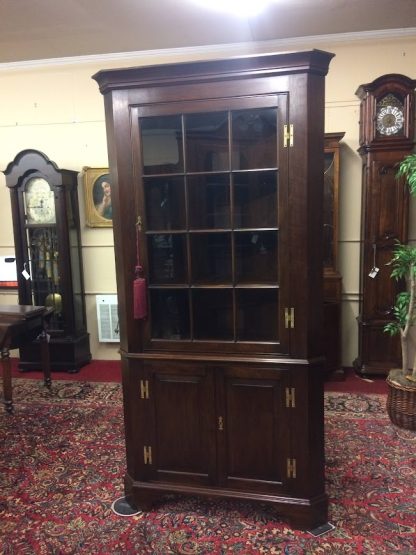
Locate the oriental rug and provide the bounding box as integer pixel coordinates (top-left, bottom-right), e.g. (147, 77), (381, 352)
(0, 380), (415, 554)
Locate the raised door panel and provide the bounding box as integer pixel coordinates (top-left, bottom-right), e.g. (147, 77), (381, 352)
(217, 367), (289, 494)
(146, 363), (217, 486)
(362, 159), (408, 320)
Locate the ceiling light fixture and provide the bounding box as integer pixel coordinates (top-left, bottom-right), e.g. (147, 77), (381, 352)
(191, 0), (281, 17)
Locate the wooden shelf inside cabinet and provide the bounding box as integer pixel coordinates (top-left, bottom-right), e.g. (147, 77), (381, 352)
(323, 132), (345, 380)
(3, 149), (91, 372)
(93, 49), (334, 530)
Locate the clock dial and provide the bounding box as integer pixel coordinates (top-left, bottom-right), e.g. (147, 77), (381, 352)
(376, 105), (404, 136)
(25, 177), (56, 224)
(376, 96), (404, 137)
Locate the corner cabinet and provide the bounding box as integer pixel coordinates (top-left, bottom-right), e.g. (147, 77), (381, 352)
(4, 150), (91, 372)
(93, 50), (334, 529)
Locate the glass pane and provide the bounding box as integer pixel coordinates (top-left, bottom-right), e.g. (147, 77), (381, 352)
(188, 174), (230, 229)
(193, 289), (233, 340)
(323, 152), (334, 268)
(235, 231), (278, 283)
(234, 171), (277, 229)
(232, 108), (277, 170)
(190, 233), (232, 283)
(237, 289), (278, 341)
(150, 289), (190, 339)
(148, 234), (187, 284)
(141, 115), (183, 175)
(145, 177), (186, 230)
(27, 228), (64, 331)
(185, 112), (229, 172)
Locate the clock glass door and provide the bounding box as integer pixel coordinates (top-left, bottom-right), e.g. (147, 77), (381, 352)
(23, 178), (63, 331)
(136, 96), (287, 353)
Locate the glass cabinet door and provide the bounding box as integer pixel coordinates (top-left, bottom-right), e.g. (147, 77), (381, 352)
(138, 100), (285, 350)
(26, 226), (64, 331)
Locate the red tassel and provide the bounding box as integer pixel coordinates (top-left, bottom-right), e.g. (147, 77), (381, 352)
(133, 272), (147, 320)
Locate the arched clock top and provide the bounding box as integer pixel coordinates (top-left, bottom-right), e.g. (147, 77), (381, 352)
(356, 73), (416, 149)
(3, 149), (77, 190)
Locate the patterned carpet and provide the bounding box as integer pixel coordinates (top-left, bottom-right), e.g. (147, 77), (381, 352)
(0, 380), (415, 554)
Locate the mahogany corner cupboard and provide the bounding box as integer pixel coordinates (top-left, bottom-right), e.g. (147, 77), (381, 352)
(93, 49), (334, 529)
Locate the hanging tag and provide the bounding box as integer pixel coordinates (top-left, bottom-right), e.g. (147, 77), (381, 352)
(368, 267), (379, 279)
(22, 263), (31, 280)
(369, 243), (379, 278)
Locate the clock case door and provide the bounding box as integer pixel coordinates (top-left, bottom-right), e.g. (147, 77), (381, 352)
(4, 149), (91, 372)
(355, 75), (416, 375)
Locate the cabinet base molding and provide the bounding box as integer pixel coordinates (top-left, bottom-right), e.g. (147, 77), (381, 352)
(355, 319), (401, 376)
(18, 332), (91, 373)
(125, 476), (328, 530)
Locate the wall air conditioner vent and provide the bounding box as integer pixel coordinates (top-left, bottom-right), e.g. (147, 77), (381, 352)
(96, 295), (120, 342)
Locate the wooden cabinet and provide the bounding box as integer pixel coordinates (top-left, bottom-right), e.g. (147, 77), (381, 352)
(323, 132), (345, 378)
(355, 75), (415, 376)
(4, 150), (91, 371)
(94, 49), (334, 529)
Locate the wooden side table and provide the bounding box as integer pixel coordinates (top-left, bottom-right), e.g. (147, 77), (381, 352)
(0, 305), (53, 413)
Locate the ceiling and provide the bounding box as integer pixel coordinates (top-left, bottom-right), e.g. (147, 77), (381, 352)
(0, 0), (415, 64)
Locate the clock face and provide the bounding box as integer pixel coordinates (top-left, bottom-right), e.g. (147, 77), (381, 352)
(376, 104), (404, 136)
(25, 177), (56, 224)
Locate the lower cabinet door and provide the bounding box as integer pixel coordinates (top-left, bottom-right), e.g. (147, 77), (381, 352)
(145, 361), (217, 486)
(216, 366), (290, 495)
(132, 361), (290, 496)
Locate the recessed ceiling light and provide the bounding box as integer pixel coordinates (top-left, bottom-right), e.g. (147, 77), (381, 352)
(191, 0), (281, 17)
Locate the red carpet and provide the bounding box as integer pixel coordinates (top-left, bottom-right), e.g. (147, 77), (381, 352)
(10, 357), (122, 382)
(10, 358), (388, 393)
(0, 378), (414, 553)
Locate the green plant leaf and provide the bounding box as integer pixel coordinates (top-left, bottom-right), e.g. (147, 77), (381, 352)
(384, 322), (401, 336)
(397, 154), (416, 196)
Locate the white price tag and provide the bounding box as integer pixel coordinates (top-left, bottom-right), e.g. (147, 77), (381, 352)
(22, 269), (31, 280)
(368, 267), (379, 279)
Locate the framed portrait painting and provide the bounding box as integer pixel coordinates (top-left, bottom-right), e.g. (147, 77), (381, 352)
(83, 167), (113, 227)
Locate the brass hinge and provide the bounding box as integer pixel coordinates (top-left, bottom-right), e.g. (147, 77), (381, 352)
(218, 416), (224, 431)
(285, 387), (296, 408)
(136, 215), (142, 231)
(143, 445), (152, 465)
(287, 458), (297, 479)
(140, 379), (149, 399)
(283, 124), (294, 147)
(284, 307), (295, 329)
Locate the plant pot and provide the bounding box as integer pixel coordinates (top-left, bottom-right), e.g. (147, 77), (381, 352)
(386, 376), (416, 431)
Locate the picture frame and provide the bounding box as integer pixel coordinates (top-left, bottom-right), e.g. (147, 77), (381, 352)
(82, 167), (113, 227)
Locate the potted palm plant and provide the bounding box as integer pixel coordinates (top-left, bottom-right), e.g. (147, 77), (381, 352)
(384, 153), (416, 430)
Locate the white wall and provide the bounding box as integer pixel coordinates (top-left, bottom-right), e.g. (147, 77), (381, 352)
(0, 33), (415, 363)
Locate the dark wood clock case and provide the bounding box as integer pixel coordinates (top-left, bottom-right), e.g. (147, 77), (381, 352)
(4, 149), (91, 372)
(93, 49), (334, 529)
(355, 74), (416, 375)
(323, 132), (345, 379)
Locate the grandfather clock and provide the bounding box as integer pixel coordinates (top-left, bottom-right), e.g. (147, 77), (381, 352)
(355, 74), (416, 375)
(4, 149), (91, 372)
